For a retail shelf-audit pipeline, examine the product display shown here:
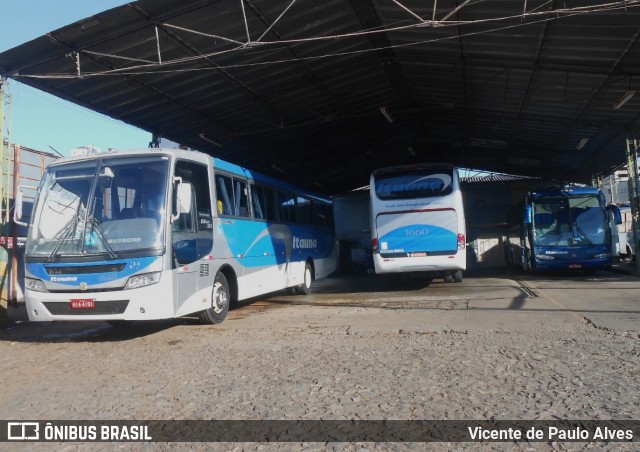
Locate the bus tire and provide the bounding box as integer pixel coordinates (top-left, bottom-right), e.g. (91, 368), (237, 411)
(295, 261), (314, 295)
(453, 270), (463, 283)
(199, 272), (230, 324)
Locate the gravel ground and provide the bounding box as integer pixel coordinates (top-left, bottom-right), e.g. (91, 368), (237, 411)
(1, 274), (639, 451)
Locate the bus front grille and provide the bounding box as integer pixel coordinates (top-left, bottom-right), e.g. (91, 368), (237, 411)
(45, 264), (126, 275)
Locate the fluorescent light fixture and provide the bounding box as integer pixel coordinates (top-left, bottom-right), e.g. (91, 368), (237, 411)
(379, 106), (394, 123)
(576, 137), (589, 150)
(199, 133), (222, 147)
(613, 91), (635, 110)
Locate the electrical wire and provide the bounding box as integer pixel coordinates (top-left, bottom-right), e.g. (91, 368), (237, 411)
(15, 0), (640, 80)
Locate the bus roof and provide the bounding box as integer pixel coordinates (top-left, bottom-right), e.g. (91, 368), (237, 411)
(44, 147), (331, 204)
(530, 186), (602, 199)
(371, 163), (456, 177)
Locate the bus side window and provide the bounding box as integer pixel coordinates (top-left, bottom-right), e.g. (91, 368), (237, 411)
(235, 179), (249, 217)
(277, 191), (296, 223)
(216, 175), (232, 216)
(262, 186), (276, 221)
(297, 196), (312, 225)
(251, 185), (276, 221)
(251, 185), (265, 220)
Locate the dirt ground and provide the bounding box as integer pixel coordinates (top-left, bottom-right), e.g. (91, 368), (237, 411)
(1, 270), (639, 451)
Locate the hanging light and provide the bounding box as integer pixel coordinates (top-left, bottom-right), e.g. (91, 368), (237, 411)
(613, 91), (635, 110)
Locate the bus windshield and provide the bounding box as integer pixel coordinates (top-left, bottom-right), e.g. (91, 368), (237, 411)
(26, 156), (169, 260)
(533, 194), (606, 246)
(374, 168), (454, 199)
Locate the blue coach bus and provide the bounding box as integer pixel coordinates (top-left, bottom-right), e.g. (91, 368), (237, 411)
(520, 186), (621, 272)
(15, 148), (337, 324)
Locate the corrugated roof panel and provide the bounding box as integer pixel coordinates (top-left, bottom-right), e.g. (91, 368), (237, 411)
(2, 0), (640, 194)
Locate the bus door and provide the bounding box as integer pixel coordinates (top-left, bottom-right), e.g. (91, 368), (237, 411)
(172, 161), (214, 313)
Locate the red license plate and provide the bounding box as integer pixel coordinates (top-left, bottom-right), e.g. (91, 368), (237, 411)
(70, 299), (96, 309)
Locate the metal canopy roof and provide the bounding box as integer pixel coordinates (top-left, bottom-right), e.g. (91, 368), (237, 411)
(1, 0), (640, 195)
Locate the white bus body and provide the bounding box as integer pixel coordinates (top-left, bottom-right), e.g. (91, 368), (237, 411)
(369, 163), (466, 282)
(17, 148), (337, 324)
(617, 206), (635, 259)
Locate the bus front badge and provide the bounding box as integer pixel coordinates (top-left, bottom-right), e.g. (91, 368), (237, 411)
(79, 282), (88, 291)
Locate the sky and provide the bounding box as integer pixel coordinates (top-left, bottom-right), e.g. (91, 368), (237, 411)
(1, 1), (151, 156)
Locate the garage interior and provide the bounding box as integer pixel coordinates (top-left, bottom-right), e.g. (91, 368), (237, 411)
(1, 0), (640, 194)
(1, 0), (640, 274)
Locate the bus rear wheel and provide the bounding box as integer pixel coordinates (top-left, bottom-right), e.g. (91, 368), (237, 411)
(295, 261), (314, 295)
(453, 270), (463, 283)
(199, 272), (230, 324)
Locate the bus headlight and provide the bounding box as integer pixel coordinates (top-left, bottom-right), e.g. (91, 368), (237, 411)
(535, 254), (555, 260)
(124, 272), (161, 290)
(25, 277), (47, 292)
(593, 253), (610, 259)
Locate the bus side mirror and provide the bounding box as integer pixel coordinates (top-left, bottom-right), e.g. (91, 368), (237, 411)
(523, 205), (532, 224)
(13, 186), (28, 227)
(177, 183), (193, 214)
(172, 177), (193, 222)
(606, 204), (622, 225)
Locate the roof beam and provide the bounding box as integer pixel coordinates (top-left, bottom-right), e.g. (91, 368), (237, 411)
(507, 0), (556, 145)
(130, 3), (284, 125)
(241, 0), (385, 182)
(347, 0), (414, 107)
(454, 0), (471, 162)
(556, 23), (640, 151)
(347, 0), (430, 161)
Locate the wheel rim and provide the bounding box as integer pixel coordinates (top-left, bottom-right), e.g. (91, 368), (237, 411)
(304, 267), (312, 289)
(212, 281), (229, 314)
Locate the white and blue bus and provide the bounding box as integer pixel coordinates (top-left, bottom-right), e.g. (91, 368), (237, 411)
(369, 163), (466, 282)
(15, 148), (337, 324)
(520, 186), (621, 272)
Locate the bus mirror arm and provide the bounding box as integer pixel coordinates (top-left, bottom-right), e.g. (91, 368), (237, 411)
(171, 177), (182, 223)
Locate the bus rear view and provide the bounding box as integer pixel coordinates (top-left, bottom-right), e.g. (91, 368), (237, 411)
(370, 163), (466, 282)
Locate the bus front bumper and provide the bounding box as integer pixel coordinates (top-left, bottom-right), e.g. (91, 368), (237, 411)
(24, 276), (174, 322)
(533, 257), (612, 272)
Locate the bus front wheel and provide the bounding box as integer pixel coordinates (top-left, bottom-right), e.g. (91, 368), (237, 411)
(199, 272), (230, 324)
(295, 261), (314, 295)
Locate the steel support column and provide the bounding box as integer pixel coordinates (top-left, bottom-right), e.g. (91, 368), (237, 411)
(625, 137), (640, 275)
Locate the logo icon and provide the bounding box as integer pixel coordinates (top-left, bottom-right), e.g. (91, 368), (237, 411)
(79, 282), (88, 291)
(7, 422), (40, 440)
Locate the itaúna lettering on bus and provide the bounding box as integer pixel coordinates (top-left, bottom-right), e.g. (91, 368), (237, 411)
(293, 236), (318, 249)
(50, 276), (78, 282)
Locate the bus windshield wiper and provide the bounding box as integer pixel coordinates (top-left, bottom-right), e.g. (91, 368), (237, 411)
(86, 217), (119, 260)
(47, 214), (82, 262)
